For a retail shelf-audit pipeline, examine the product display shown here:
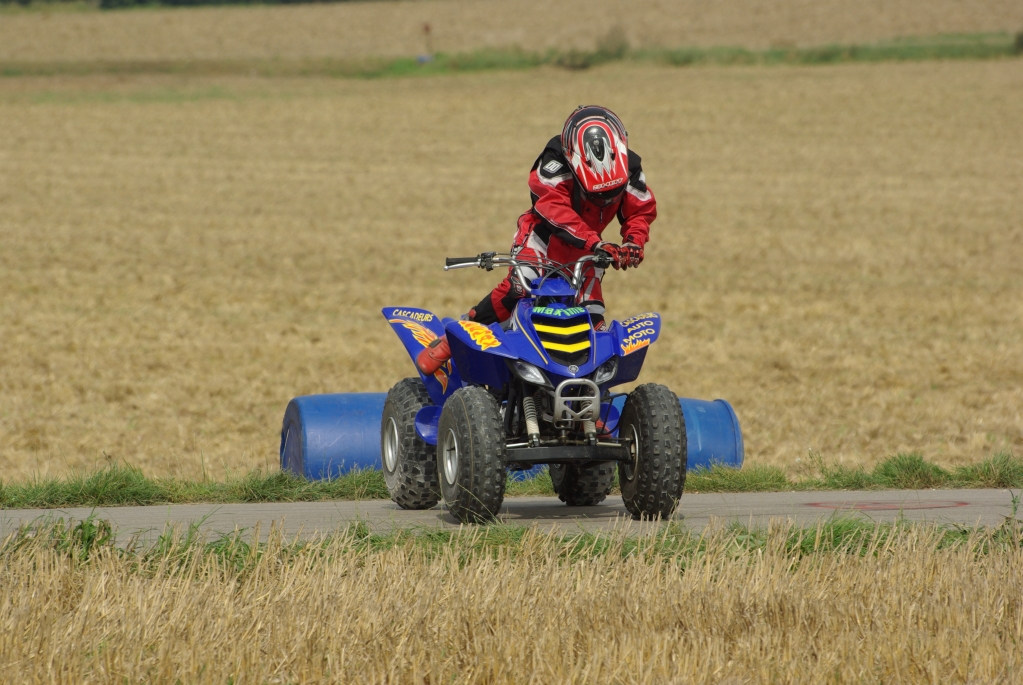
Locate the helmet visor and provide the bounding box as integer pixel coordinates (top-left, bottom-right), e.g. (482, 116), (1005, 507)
(583, 186), (626, 207)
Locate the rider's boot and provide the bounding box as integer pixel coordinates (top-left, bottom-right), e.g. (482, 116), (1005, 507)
(416, 336), (451, 375)
(415, 308), (477, 375)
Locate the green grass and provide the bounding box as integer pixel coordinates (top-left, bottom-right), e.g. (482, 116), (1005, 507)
(0, 464), (388, 509)
(654, 32), (1021, 67)
(6, 512), (1021, 572)
(1, 452), (1019, 509)
(686, 452), (1023, 493)
(0, 0), (97, 14)
(2, 32), (1020, 79)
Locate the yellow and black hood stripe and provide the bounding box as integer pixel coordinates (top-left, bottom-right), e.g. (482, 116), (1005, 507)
(530, 311), (592, 366)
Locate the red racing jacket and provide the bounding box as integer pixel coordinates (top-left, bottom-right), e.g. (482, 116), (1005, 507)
(513, 136), (656, 255)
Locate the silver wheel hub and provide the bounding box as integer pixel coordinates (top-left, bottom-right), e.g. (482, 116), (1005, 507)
(443, 428), (459, 486)
(383, 417), (399, 473)
(624, 424), (640, 480)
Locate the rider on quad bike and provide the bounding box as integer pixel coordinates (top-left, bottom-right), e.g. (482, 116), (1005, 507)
(417, 105), (657, 376)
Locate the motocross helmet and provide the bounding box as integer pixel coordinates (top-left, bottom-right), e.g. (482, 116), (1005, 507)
(561, 105), (630, 206)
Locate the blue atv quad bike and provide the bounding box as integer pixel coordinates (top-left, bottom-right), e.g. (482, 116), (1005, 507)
(280, 253), (742, 524)
(382, 251), (691, 523)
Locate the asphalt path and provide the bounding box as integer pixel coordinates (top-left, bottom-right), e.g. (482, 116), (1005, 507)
(2, 489), (1018, 543)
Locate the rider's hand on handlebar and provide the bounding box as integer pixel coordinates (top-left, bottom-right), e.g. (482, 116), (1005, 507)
(622, 242), (644, 269)
(593, 242), (625, 271)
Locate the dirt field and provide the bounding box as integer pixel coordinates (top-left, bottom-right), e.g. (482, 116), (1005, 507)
(1, 59), (1021, 480)
(1, 0), (1022, 64)
(2, 522), (1021, 683)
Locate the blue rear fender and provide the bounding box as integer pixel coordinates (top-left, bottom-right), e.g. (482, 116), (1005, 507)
(382, 306), (462, 405)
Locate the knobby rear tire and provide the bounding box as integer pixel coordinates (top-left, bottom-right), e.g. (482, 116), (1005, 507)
(381, 377), (441, 510)
(437, 386), (507, 524)
(618, 383), (687, 520)
(550, 461), (615, 506)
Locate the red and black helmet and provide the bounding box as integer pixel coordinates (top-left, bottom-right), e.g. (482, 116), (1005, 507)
(561, 105), (630, 206)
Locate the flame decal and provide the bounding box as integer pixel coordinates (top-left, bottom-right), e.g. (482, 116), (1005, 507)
(389, 318), (453, 392)
(620, 339), (651, 356)
(458, 320), (501, 351)
(388, 319), (437, 348)
(434, 366), (449, 393)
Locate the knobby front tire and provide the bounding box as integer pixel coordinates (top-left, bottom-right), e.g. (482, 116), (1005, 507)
(618, 383), (687, 520)
(437, 386), (507, 524)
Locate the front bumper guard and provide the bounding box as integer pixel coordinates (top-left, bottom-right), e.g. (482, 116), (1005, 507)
(552, 378), (600, 425)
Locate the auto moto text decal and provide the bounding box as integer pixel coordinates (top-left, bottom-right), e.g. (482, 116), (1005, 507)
(620, 312), (658, 355)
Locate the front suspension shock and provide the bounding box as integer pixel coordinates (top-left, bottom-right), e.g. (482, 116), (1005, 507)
(522, 394), (541, 447)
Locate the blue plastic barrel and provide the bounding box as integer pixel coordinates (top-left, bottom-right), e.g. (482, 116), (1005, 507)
(678, 398), (744, 469)
(281, 392), (743, 479)
(606, 395), (744, 470)
(280, 393), (387, 479)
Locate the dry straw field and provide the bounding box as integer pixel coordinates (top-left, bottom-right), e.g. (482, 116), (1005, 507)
(2, 521), (1021, 683)
(1, 0), (1022, 481)
(2, 59), (1022, 480)
(2, 5), (1023, 682)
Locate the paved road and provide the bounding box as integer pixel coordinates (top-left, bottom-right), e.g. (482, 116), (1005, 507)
(2, 489), (1018, 543)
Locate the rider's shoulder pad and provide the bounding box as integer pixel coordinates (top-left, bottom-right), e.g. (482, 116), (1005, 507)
(626, 150), (647, 192)
(534, 136), (571, 180)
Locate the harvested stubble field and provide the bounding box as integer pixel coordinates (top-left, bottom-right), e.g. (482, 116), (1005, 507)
(1, 0), (1022, 66)
(1, 59), (1022, 480)
(1, 519), (1021, 683)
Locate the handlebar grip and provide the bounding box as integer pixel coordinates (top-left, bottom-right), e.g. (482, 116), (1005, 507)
(445, 257), (479, 267)
(592, 250), (613, 269)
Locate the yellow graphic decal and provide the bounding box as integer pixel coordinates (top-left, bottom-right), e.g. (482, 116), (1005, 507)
(533, 322), (591, 336)
(389, 319), (437, 348)
(621, 338), (651, 356)
(542, 340), (591, 354)
(458, 320), (502, 351)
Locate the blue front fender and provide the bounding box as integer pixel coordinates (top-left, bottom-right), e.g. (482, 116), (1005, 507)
(613, 311), (662, 355)
(608, 312), (661, 385)
(444, 318), (515, 388)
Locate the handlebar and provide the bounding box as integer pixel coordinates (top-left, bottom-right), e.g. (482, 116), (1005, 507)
(444, 251), (611, 291)
(445, 257), (480, 267)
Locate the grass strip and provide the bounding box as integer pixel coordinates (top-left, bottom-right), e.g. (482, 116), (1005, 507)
(2, 32), (1020, 79)
(5, 511), (1022, 572)
(1, 452), (1019, 509)
(685, 451), (1023, 492)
